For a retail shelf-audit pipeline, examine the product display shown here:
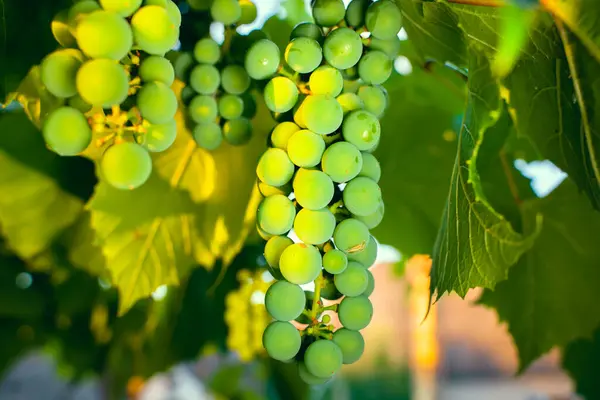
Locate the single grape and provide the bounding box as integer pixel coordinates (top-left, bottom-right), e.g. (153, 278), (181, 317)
(294, 208), (336, 245)
(131, 6), (179, 55)
(190, 64), (221, 95)
(99, 0), (143, 17)
(67, 94), (92, 113)
(189, 95), (218, 124)
(333, 218), (370, 254)
(221, 65), (251, 95)
(264, 235), (293, 273)
(312, 0), (345, 27)
(164, 0), (182, 26)
(292, 94), (308, 128)
(321, 141), (363, 183)
(284, 38), (322, 74)
(358, 85), (387, 118)
(303, 95), (343, 135)
(370, 36), (401, 58)
(309, 66), (343, 97)
(245, 39), (280, 80)
(363, 269), (375, 296)
(193, 122), (223, 150)
(358, 152), (381, 182)
(365, 0), (402, 39)
(334, 261), (368, 296)
(76, 59), (129, 108)
(343, 177), (382, 216)
(223, 118), (252, 145)
(67, 1), (101, 30)
(211, 0), (241, 25)
(52, 10), (77, 48)
(332, 328), (365, 364)
(137, 81), (178, 124)
(323, 27), (363, 70)
(345, 0), (372, 27)
(298, 363), (331, 385)
(304, 339), (343, 378)
(264, 77), (298, 114)
(258, 180), (292, 197)
(338, 295), (373, 330)
(265, 281), (305, 321)
(348, 234), (378, 267)
(336, 92), (364, 114)
(323, 249), (348, 274)
(219, 94), (244, 120)
(358, 50), (393, 85)
(101, 142), (152, 190)
(321, 275), (343, 300)
(342, 110), (381, 151)
(187, 0), (212, 10)
(138, 55), (175, 86)
(287, 130), (325, 168)
(263, 321), (301, 361)
(256, 148), (295, 187)
(257, 194), (296, 235)
(76, 10), (133, 60)
(40, 49), (83, 99)
(279, 243), (322, 285)
(193, 38), (220, 64)
(293, 168), (334, 210)
(143, 119), (177, 152)
(42, 107), (91, 156)
(270, 122), (300, 150)
(354, 201), (384, 229)
(171, 52), (195, 80)
(291, 22), (324, 43)
(239, 0), (258, 24)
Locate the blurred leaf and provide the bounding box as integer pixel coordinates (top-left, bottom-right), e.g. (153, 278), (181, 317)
(562, 325), (600, 400)
(281, 0), (313, 26)
(261, 16), (295, 54)
(61, 212), (107, 277)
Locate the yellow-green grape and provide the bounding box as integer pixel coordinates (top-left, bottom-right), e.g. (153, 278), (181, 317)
(309, 66), (343, 97)
(323, 27), (363, 70)
(40, 49), (84, 98)
(211, 0), (241, 25)
(76, 10), (133, 60)
(189, 95), (218, 124)
(347, 234), (378, 267)
(332, 328), (365, 364)
(264, 77), (299, 113)
(270, 121), (300, 150)
(291, 22), (324, 44)
(143, 119), (177, 152)
(239, 0), (257, 24)
(263, 321), (301, 361)
(342, 109), (381, 151)
(223, 118), (252, 145)
(190, 64), (221, 95)
(299, 362), (331, 385)
(343, 176), (382, 216)
(302, 94), (343, 135)
(321, 141), (363, 183)
(322, 249), (348, 274)
(264, 235), (293, 278)
(365, 0), (402, 40)
(101, 142), (152, 190)
(221, 65), (251, 95)
(194, 122), (223, 150)
(279, 243), (322, 285)
(284, 37), (323, 74)
(219, 94), (244, 120)
(194, 38), (221, 64)
(336, 92), (364, 114)
(257, 194), (296, 235)
(145, 0), (182, 26)
(99, 0), (143, 17)
(363, 269), (375, 296)
(293, 168), (334, 210)
(357, 85), (387, 118)
(52, 10), (77, 48)
(345, 0), (371, 28)
(293, 208), (336, 245)
(369, 36), (401, 59)
(139, 55), (175, 85)
(137, 81), (178, 124)
(334, 261), (368, 296)
(257, 180), (292, 197)
(358, 152), (381, 182)
(256, 148), (295, 187)
(338, 295), (373, 330)
(67, 1), (101, 30)
(131, 5), (179, 55)
(287, 130), (325, 168)
(312, 0), (345, 27)
(358, 50), (393, 85)
(304, 339), (343, 378)
(245, 39), (280, 80)
(333, 218), (370, 254)
(354, 201), (384, 229)
(42, 107), (92, 156)
(76, 59), (129, 107)
(265, 281), (305, 321)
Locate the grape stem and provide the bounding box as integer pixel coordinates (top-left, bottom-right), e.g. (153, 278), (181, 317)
(320, 304), (338, 313)
(222, 27), (235, 56)
(309, 272), (324, 320)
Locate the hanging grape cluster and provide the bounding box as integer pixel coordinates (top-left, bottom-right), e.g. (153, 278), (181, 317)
(251, 0), (400, 385)
(40, 0), (182, 190)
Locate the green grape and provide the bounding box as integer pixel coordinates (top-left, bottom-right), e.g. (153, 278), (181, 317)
(211, 0), (241, 25)
(139, 55), (175, 85)
(303, 95), (343, 135)
(193, 38), (221, 64)
(193, 122), (223, 150)
(262, 321), (301, 361)
(345, 0), (372, 28)
(298, 362), (331, 385)
(336, 92), (364, 114)
(264, 235), (293, 272)
(67, 1), (101, 30)
(131, 5), (179, 55)
(332, 328), (365, 364)
(357, 85), (387, 118)
(323, 27), (363, 70)
(219, 94), (244, 120)
(137, 81), (178, 124)
(239, 0), (258, 24)
(294, 208), (335, 245)
(348, 234), (377, 267)
(284, 38), (322, 74)
(311, 0), (345, 27)
(363, 269), (375, 296)
(270, 122), (300, 150)
(221, 65), (251, 95)
(365, 0), (402, 40)
(343, 177), (382, 216)
(321, 275), (343, 300)
(333, 218), (370, 254)
(42, 107), (91, 156)
(189, 95), (218, 124)
(67, 94), (92, 113)
(358, 51), (393, 85)
(257, 194), (296, 235)
(338, 295), (373, 330)
(143, 1), (181, 26)
(279, 243), (322, 285)
(290, 22), (324, 43)
(287, 130), (325, 168)
(245, 39), (280, 80)
(358, 152), (381, 182)
(370, 36), (401, 58)
(342, 110), (380, 151)
(293, 168), (334, 210)
(143, 120), (177, 152)
(76, 59), (129, 107)
(223, 118), (252, 145)
(171, 52), (194, 80)
(258, 180), (292, 197)
(292, 94), (308, 128)
(257, 224), (274, 241)
(77, 11), (134, 59)
(304, 340), (343, 378)
(187, 0), (212, 10)
(190, 64), (221, 95)
(334, 261), (368, 296)
(242, 92), (258, 119)
(354, 201), (384, 229)
(101, 142), (152, 190)
(40, 49), (83, 99)
(265, 281), (305, 321)
(264, 77), (298, 113)
(321, 141), (363, 183)
(52, 10), (77, 48)
(323, 249), (348, 274)
(256, 148), (295, 187)
(308, 66), (343, 97)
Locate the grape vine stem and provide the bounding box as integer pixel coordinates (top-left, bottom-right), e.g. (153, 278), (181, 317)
(310, 272), (324, 320)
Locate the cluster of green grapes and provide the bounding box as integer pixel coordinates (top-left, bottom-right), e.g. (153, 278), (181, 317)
(40, 0), (182, 190)
(224, 269), (272, 363)
(177, 0), (259, 151)
(251, 0), (401, 385)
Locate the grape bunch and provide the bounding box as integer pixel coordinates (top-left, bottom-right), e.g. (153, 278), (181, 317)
(40, 0), (182, 190)
(224, 269), (272, 363)
(252, 0), (401, 385)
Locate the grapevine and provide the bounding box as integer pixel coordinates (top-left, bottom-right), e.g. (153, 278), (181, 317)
(254, 0), (399, 384)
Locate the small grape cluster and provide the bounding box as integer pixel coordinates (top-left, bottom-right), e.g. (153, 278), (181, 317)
(40, 0), (182, 190)
(251, 0), (401, 385)
(224, 269), (272, 363)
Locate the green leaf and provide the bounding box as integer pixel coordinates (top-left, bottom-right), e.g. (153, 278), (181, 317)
(562, 325), (600, 400)
(0, 112), (83, 259)
(281, 0), (313, 26)
(61, 212), (107, 277)
(480, 179), (600, 370)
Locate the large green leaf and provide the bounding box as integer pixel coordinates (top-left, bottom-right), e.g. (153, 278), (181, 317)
(562, 325), (600, 400)
(480, 179), (600, 370)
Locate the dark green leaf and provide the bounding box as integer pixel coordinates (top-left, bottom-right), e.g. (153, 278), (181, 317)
(562, 325), (600, 400)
